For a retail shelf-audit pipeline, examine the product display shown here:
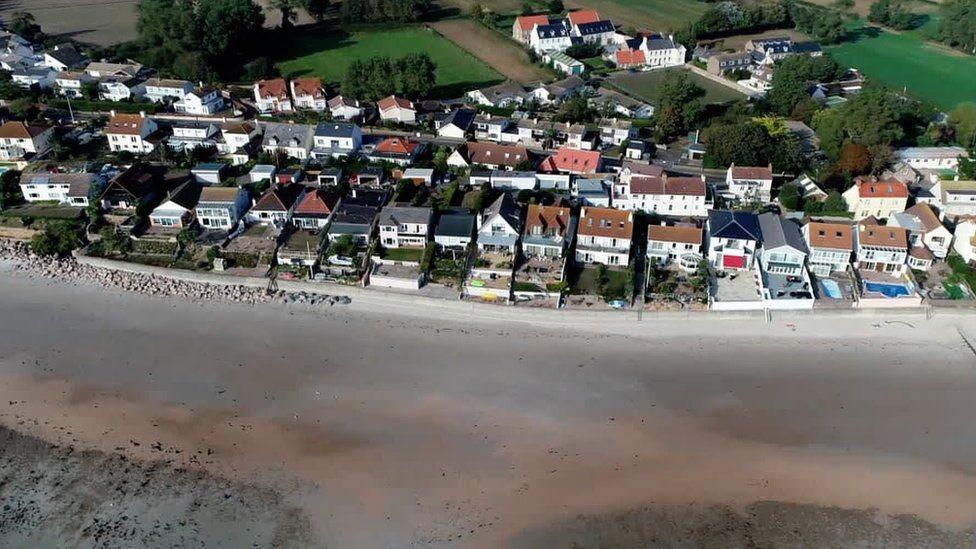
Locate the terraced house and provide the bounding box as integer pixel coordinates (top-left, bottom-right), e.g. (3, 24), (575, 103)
(803, 221), (853, 277)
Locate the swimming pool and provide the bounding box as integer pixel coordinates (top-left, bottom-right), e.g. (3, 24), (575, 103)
(863, 281), (912, 298)
(821, 279), (842, 299)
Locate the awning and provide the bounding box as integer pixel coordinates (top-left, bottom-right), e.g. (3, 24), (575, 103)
(723, 254), (745, 269)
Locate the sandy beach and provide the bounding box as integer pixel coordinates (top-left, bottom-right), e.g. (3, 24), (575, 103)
(2, 265), (976, 547)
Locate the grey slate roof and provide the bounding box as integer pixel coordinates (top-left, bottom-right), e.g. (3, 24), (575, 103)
(709, 210), (762, 242)
(535, 23), (569, 38)
(260, 122), (313, 149)
(379, 206), (431, 226)
(758, 212), (807, 253)
(482, 193), (521, 233)
(435, 213), (476, 237)
(441, 108), (476, 131)
(314, 122), (358, 138)
(576, 20), (614, 35)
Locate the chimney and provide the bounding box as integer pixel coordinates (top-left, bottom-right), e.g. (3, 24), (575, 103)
(110, 109), (116, 117)
(139, 110), (145, 118)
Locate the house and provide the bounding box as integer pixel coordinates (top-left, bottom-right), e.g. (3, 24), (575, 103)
(290, 77), (326, 111)
(218, 121), (260, 161)
(253, 78), (292, 113)
(570, 20), (616, 47)
(523, 204), (572, 258)
(513, 14), (553, 43)
(0, 121), (54, 161)
(598, 118), (637, 146)
(475, 170), (536, 191)
(11, 66), (56, 90)
(545, 52), (584, 75)
(435, 108), (476, 139)
(448, 142), (530, 171)
(745, 36), (794, 63)
(624, 139), (648, 161)
(149, 181), (202, 229)
(707, 52), (752, 75)
(328, 95), (363, 120)
(793, 174), (828, 203)
(377, 95), (416, 124)
(104, 112), (158, 154)
(378, 206), (432, 248)
(539, 147), (602, 175)
(84, 60), (142, 78)
(646, 222), (703, 269)
(952, 219), (976, 265)
(614, 48), (647, 69)
(259, 122), (313, 160)
(894, 147), (967, 173)
(726, 164), (773, 203)
(317, 167), (344, 187)
(744, 66), (775, 93)
(887, 203), (952, 260)
(855, 219), (908, 276)
(529, 22), (572, 54)
(174, 87), (224, 115)
(368, 137), (424, 166)
(590, 87), (654, 119)
(706, 210), (762, 271)
(434, 212), (476, 249)
(757, 212), (808, 276)
(842, 177), (909, 220)
(248, 185), (305, 225)
(512, 14), (553, 43)
(275, 168), (304, 186)
(311, 122), (362, 160)
(54, 71), (93, 97)
(143, 78), (194, 103)
(478, 193), (522, 253)
(803, 221), (853, 277)
(614, 174), (708, 217)
(292, 189), (341, 230)
(531, 75), (585, 105)
(96, 76), (144, 102)
(939, 180), (976, 219)
(165, 120), (220, 152)
(465, 82), (529, 108)
(635, 33), (686, 69)
(98, 164), (159, 211)
(349, 169), (386, 189)
(328, 203), (378, 246)
(248, 164), (277, 185)
(194, 186), (250, 230)
(42, 44), (88, 71)
(473, 115), (514, 142)
(574, 178), (611, 207)
(19, 172), (98, 206)
(575, 206), (633, 267)
(190, 163), (227, 185)
(400, 168), (436, 187)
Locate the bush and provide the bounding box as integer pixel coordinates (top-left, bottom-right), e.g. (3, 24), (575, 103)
(30, 221), (81, 257)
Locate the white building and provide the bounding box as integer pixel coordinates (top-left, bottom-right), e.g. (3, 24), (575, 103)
(290, 77), (327, 111)
(143, 78), (194, 103)
(843, 177), (909, 220)
(104, 112), (158, 154)
(952, 219), (976, 265)
(54, 71), (93, 98)
(478, 193), (522, 254)
(311, 122), (362, 160)
(646, 223), (703, 269)
(253, 78), (292, 113)
(938, 180), (976, 219)
(707, 210), (762, 271)
(894, 147), (967, 172)
(726, 164), (773, 203)
(259, 121), (313, 160)
(328, 96), (362, 120)
(0, 121), (54, 161)
(614, 173), (709, 217)
(575, 206), (633, 267)
(174, 88), (224, 115)
(378, 206), (432, 249)
(19, 172), (97, 206)
(855, 221), (909, 277)
(887, 203), (953, 260)
(529, 23), (572, 54)
(803, 221), (853, 277)
(377, 95), (416, 124)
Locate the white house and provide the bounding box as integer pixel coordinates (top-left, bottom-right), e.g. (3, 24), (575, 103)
(104, 112), (157, 154)
(253, 78), (292, 113)
(149, 181), (202, 229)
(475, 170), (537, 191)
(434, 213), (476, 249)
(529, 23), (572, 54)
(259, 121), (313, 160)
(512, 14), (552, 44)
(174, 88), (224, 115)
(939, 180), (976, 219)
(544, 51), (584, 75)
(570, 19), (615, 47)
(598, 118), (637, 146)
(803, 221), (853, 277)
(843, 177), (909, 220)
(194, 186), (250, 230)
(887, 203), (952, 260)
(328, 96), (362, 120)
(165, 120), (220, 152)
(19, 172), (97, 206)
(952, 219), (976, 265)
(707, 210), (762, 271)
(646, 223), (703, 269)
(726, 164), (773, 203)
(0, 121), (54, 161)
(757, 212), (808, 276)
(84, 61), (142, 79)
(855, 220), (909, 277)
(311, 122), (362, 160)
(894, 147), (967, 173)
(523, 204), (572, 258)
(290, 77), (327, 111)
(378, 206), (432, 249)
(478, 193), (522, 254)
(614, 173), (709, 217)
(435, 109), (476, 140)
(637, 34), (686, 69)
(11, 66), (56, 90)
(218, 121), (259, 155)
(377, 95), (416, 124)
(54, 71), (93, 98)
(143, 78), (194, 103)
(575, 206), (633, 267)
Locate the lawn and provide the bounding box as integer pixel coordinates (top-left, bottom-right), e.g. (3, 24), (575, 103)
(569, 265), (632, 300)
(563, 0), (708, 33)
(381, 247), (424, 262)
(276, 25), (504, 98)
(826, 23), (976, 110)
(609, 68), (746, 106)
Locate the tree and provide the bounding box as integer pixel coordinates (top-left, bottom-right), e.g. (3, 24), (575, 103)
(654, 70), (706, 141)
(703, 120), (806, 173)
(791, 4), (846, 44)
(521, 1), (534, 14)
(937, 0), (976, 54)
(547, 0), (564, 14)
(834, 141), (871, 175)
(949, 102), (976, 148)
(822, 190), (847, 212)
(555, 96), (596, 123)
(0, 170), (23, 210)
(30, 221), (82, 257)
(958, 146), (976, 179)
(869, 0), (916, 29)
(778, 181), (801, 210)
(303, 0), (330, 21)
(10, 11), (43, 42)
(342, 53), (436, 100)
(766, 54), (843, 117)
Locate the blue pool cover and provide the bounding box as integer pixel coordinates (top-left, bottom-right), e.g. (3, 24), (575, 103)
(821, 279), (842, 299)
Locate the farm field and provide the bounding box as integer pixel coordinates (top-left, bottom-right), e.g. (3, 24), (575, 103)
(0, 0), (139, 45)
(453, 0), (708, 32)
(610, 68), (747, 105)
(827, 24), (976, 110)
(429, 19), (552, 83)
(276, 26), (504, 98)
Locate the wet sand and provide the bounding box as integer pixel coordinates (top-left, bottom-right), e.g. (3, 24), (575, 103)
(2, 269), (976, 547)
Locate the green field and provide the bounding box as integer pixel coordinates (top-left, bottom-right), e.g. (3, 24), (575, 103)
(609, 68), (747, 105)
(827, 23), (976, 110)
(276, 26), (504, 98)
(571, 0), (710, 32)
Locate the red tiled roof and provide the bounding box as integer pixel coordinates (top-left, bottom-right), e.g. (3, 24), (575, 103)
(293, 189), (339, 215)
(578, 206), (633, 239)
(104, 114), (147, 136)
(730, 165), (773, 181)
(0, 121), (50, 139)
(629, 175), (705, 196)
(291, 77), (324, 99)
(377, 95), (414, 112)
(806, 221), (853, 251)
(615, 49), (645, 66)
(857, 222), (907, 248)
(375, 137), (421, 156)
(647, 225), (702, 245)
(540, 147), (602, 174)
(256, 78), (288, 100)
(856, 178), (908, 198)
(524, 204), (569, 237)
(567, 9), (601, 25)
(515, 14), (552, 31)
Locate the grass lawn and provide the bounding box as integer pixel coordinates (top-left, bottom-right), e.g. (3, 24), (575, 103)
(381, 247), (424, 262)
(827, 22), (976, 110)
(0, 204), (84, 220)
(276, 25), (504, 98)
(569, 265), (632, 300)
(564, 0), (708, 33)
(610, 68), (746, 106)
